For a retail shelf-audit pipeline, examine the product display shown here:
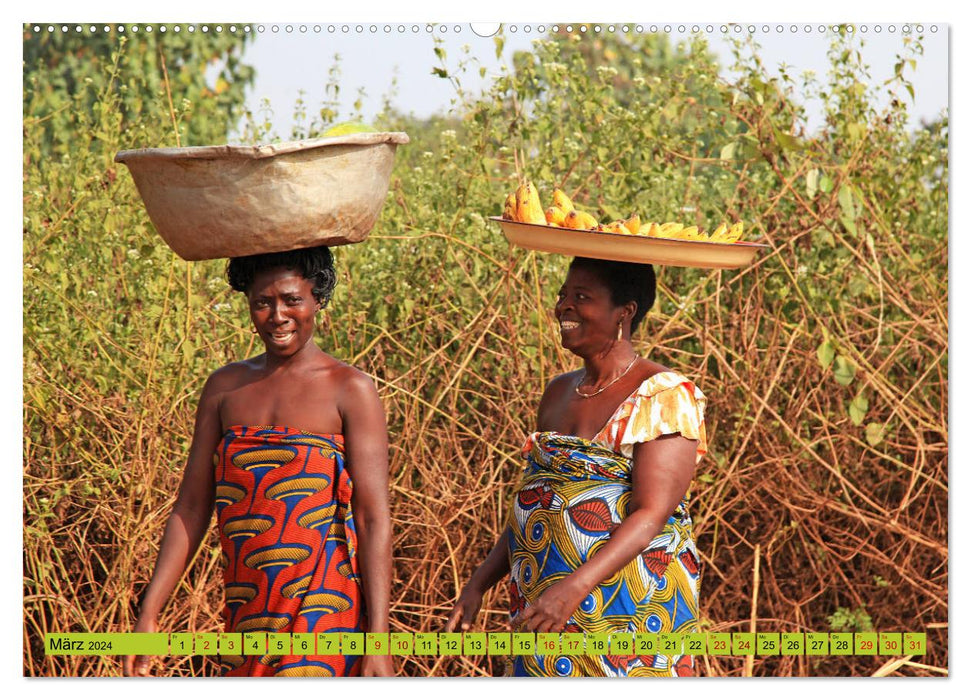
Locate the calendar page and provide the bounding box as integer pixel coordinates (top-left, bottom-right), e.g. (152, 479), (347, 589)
(22, 8), (949, 681)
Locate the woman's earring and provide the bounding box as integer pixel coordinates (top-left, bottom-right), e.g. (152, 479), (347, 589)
(617, 322), (624, 340)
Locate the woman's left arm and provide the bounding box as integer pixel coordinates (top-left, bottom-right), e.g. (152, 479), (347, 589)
(516, 433), (698, 633)
(341, 370), (394, 676)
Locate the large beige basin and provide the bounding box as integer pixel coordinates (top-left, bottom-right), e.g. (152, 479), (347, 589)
(115, 132), (409, 260)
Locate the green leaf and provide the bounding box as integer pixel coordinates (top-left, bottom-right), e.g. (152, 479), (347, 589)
(812, 228), (836, 247)
(847, 122), (866, 141)
(431, 67), (449, 79)
(865, 423), (885, 447)
(833, 355), (856, 386)
(819, 174), (834, 194)
(773, 127), (803, 152)
(848, 392), (869, 426)
(816, 339), (836, 369)
(806, 168), (819, 198)
(494, 35), (505, 60)
(720, 142), (736, 161)
(841, 215), (858, 237)
(838, 184), (857, 219)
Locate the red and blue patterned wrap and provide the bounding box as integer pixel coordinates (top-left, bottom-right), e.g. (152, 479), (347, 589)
(213, 425), (364, 676)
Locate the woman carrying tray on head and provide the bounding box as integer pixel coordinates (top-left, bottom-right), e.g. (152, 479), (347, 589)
(447, 256), (707, 677)
(124, 246), (393, 677)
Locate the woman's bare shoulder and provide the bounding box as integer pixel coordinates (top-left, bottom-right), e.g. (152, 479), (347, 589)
(328, 361), (379, 396)
(204, 356), (265, 393)
(540, 370), (582, 403)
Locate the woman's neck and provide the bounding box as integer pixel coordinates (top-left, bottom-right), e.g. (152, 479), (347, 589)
(580, 340), (638, 385)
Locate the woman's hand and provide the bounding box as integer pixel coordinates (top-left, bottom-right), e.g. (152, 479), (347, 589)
(360, 654), (394, 677)
(515, 578), (587, 633)
(445, 583), (485, 632)
(122, 615), (158, 676)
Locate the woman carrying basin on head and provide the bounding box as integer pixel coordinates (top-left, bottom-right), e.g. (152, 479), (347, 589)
(447, 256), (707, 677)
(124, 245), (393, 677)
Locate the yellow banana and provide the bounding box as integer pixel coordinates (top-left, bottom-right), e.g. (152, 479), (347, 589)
(552, 189), (575, 214)
(679, 226), (701, 240)
(622, 214), (641, 235)
(602, 221), (627, 234)
(638, 222), (662, 237)
(564, 210), (599, 230)
(515, 181), (546, 225)
(545, 206), (566, 227)
(708, 222), (729, 242)
(658, 222), (685, 238)
(502, 192), (517, 220)
(725, 221), (744, 243)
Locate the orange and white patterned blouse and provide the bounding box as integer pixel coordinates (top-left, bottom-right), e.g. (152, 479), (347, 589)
(592, 370), (708, 461)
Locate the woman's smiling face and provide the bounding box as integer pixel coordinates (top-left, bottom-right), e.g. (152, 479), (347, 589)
(554, 266), (626, 355)
(247, 267), (320, 357)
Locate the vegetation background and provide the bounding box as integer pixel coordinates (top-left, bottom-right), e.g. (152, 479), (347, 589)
(23, 23), (947, 677)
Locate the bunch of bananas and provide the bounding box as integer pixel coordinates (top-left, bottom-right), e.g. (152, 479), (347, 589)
(636, 220), (745, 243)
(501, 182), (746, 243)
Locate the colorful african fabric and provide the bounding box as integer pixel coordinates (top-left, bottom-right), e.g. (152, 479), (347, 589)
(507, 371), (707, 677)
(214, 425), (364, 676)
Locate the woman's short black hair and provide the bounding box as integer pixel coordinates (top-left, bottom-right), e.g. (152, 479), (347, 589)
(226, 245), (338, 307)
(568, 257), (656, 331)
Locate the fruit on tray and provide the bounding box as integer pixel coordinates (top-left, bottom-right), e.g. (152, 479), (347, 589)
(514, 181), (547, 225)
(500, 182), (746, 242)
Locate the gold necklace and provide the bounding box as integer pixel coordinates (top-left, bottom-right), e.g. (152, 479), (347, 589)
(574, 355), (639, 399)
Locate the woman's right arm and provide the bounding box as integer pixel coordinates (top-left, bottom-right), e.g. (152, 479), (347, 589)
(445, 528), (511, 632)
(123, 373), (224, 676)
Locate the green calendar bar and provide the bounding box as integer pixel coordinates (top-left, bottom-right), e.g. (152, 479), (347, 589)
(45, 633), (168, 656)
(42, 631), (935, 657)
